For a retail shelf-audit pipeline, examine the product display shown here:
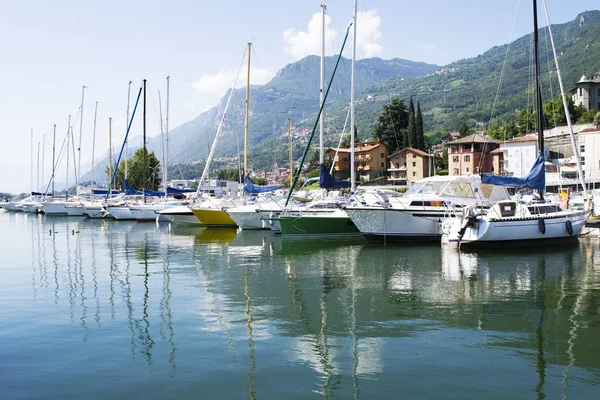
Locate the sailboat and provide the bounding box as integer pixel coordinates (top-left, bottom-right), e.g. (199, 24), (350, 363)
(189, 44), (253, 228)
(441, 0), (589, 249)
(275, 3), (360, 237)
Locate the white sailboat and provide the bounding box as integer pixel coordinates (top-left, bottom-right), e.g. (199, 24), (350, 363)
(441, 0), (589, 249)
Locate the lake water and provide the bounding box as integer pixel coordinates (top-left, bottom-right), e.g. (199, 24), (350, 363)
(1, 210), (600, 399)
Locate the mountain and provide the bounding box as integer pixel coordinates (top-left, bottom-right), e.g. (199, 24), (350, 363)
(85, 10), (600, 182)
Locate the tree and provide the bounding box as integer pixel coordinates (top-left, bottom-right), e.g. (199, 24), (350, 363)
(416, 101), (424, 150)
(594, 111), (600, 124)
(408, 96), (416, 148)
(106, 148), (162, 191)
(517, 107), (535, 134)
(458, 122), (471, 137)
(372, 98), (408, 153)
(217, 168), (241, 182)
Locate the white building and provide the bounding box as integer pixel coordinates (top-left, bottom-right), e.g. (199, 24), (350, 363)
(497, 134), (546, 177)
(578, 124), (600, 184)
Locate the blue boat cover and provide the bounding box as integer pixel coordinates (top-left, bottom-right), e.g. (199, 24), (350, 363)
(31, 191), (43, 196)
(243, 176), (282, 194)
(92, 189), (120, 195)
(144, 189), (165, 196)
(319, 164), (351, 189)
(123, 179), (143, 195)
(167, 186), (196, 195)
(482, 151), (545, 189)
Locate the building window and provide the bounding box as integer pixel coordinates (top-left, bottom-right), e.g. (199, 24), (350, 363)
(580, 144), (585, 153)
(466, 167), (469, 172)
(453, 168), (459, 175)
(395, 163), (399, 168)
(412, 154), (416, 158)
(381, 162), (385, 168)
(581, 156), (585, 165)
(412, 171), (416, 177)
(412, 162), (416, 167)
(381, 153), (385, 158)
(453, 156), (459, 162)
(579, 88), (582, 96)
(464, 155), (471, 162)
(396, 172), (400, 178)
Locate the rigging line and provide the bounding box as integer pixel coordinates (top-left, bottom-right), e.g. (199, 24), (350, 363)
(330, 103), (351, 175)
(543, 24), (558, 128)
(480, 0), (522, 173)
(193, 45), (248, 199)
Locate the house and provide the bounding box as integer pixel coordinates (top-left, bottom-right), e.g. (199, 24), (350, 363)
(387, 147), (433, 186)
(570, 72), (600, 111)
(577, 123), (600, 183)
(490, 134), (549, 178)
(327, 141), (389, 181)
(445, 133), (499, 176)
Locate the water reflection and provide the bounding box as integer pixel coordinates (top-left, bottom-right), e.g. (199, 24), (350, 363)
(6, 211), (600, 398)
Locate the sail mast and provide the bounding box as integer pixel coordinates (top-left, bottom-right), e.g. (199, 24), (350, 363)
(125, 80), (132, 180)
(244, 42), (251, 205)
(52, 124), (56, 197)
(91, 101), (98, 201)
(319, 4), (326, 165)
(158, 89), (166, 191)
(30, 128), (33, 194)
(36, 141), (40, 192)
(77, 85), (86, 198)
(66, 116), (71, 200)
(288, 118), (293, 187)
(532, 0), (544, 199)
(41, 134), (45, 194)
(109, 117), (113, 194)
(143, 79), (147, 202)
(350, 0), (357, 192)
(166, 76), (170, 189)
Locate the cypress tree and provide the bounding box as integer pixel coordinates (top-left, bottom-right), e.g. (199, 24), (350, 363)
(416, 102), (424, 150)
(408, 96), (416, 148)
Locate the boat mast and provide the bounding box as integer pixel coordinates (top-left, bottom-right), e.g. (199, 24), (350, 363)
(66, 115), (71, 200)
(166, 76), (170, 190)
(244, 42), (251, 205)
(125, 80), (132, 180)
(77, 85), (86, 198)
(288, 118), (293, 187)
(319, 4), (326, 165)
(30, 128), (33, 194)
(533, 0), (544, 199)
(52, 124), (56, 197)
(158, 89), (166, 191)
(541, 1), (587, 198)
(143, 79), (147, 202)
(91, 101), (99, 201)
(350, 0), (357, 193)
(108, 117), (113, 194)
(41, 134), (45, 194)
(36, 141), (40, 192)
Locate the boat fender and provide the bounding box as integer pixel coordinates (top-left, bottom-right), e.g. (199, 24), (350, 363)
(538, 218), (546, 234)
(566, 220), (573, 236)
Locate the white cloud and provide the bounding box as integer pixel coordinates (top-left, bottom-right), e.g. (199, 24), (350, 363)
(192, 66), (273, 95)
(356, 10), (383, 58)
(283, 12), (338, 60)
(283, 9), (383, 60)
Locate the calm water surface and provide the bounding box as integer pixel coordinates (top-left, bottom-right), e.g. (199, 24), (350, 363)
(1, 210), (600, 399)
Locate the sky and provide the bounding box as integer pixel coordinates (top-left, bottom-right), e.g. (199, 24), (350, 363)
(1, 0), (598, 193)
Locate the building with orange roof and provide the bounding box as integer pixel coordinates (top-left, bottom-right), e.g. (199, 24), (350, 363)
(445, 133), (499, 176)
(326, 141), (389, 181)
(387, 147), (433, 186)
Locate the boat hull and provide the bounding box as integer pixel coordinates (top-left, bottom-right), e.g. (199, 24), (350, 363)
(227, 210), (268, 230)
(43, 202), (69, 215)
(345, 207), (448, 242)
(191, 209), (237, 228)
(442, 212), (589, 248)
(277, 213), (360, 237)
(105, 206), (135, 220)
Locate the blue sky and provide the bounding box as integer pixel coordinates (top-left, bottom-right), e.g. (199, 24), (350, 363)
(1, 0), (598, 193)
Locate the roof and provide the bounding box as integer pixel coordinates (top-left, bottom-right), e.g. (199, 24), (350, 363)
(489, 148), (503, 154)
(388, 147), (431, 158)
(445, 133), (499, 146)
(327, 141), (385, 153)
(504, 134), (539, 143)
(579, 125), (600, 134)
